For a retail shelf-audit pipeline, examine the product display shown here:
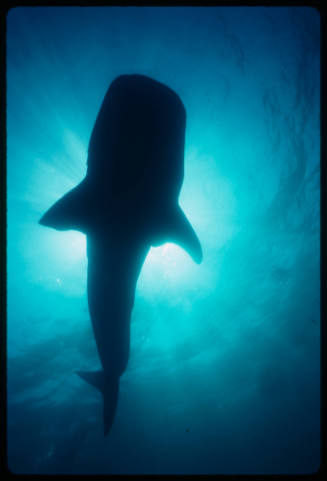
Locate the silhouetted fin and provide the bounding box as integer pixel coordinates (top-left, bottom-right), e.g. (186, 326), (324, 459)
(76, 370), (119, 436)
(163, 206), (203, 264)
(39, 180), (91, 232)
(76, 370), (104, 390)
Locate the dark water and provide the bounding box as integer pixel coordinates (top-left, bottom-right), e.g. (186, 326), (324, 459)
(6, 6), (320, 475)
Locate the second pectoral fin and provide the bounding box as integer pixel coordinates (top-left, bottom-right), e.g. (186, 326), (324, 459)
(158, 206), (203, 264)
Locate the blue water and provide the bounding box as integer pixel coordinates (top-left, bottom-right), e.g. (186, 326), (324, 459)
(6, 6), (320, 475)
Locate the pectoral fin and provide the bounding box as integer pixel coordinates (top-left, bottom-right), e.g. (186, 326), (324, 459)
(39, 180), (91, 232)
(160, 206), (203, 264)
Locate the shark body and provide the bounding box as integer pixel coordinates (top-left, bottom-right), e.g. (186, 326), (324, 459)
(40, 74), (202, 435)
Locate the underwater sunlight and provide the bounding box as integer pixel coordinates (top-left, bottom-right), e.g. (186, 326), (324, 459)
(7, 6), (320, 475)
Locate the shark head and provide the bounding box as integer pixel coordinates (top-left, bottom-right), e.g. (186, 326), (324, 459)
(87, 74), (186, 201)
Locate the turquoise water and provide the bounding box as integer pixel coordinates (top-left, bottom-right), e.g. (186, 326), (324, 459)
(7, 6), (320, 474)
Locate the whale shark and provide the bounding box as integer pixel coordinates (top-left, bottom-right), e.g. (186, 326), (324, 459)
(39, 74), (203, 436)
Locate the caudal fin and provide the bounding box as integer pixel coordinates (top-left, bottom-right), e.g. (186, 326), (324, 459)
(76, 370), (119, 436)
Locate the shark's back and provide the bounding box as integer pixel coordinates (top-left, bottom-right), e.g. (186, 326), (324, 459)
(87, 74), (186, 206)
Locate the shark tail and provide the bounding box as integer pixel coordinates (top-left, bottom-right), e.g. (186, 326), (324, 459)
(76, 370), (119, 436)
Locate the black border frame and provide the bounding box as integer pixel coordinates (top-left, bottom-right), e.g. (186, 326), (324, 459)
(1, 1), (325, 479)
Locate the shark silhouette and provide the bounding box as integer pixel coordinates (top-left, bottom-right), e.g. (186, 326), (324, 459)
(40, 74), (202, 436)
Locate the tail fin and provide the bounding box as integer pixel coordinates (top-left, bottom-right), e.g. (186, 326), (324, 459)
(76, 370), (119, 436)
